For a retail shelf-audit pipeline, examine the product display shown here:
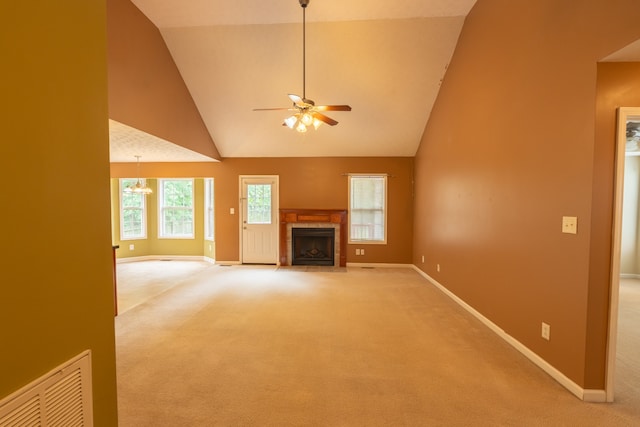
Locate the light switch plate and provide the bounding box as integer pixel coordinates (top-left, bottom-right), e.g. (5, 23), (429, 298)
(541, 322), (551, 340)
(562, 216), (577, 234)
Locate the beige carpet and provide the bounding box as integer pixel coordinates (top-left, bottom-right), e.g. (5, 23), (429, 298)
(115, 262), (640, 426)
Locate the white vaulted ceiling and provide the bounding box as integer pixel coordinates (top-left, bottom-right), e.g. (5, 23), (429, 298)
(125, 0), (478, 158)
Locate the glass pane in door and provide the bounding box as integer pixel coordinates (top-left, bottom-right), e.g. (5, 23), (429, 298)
(247, 184), (272, 224)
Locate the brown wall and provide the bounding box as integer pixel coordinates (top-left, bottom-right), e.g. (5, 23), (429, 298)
(413, 0), (640, 389)
(2, 1), (118, 424)
(107, 0), (220, 160)
(111, 157), (414, 264)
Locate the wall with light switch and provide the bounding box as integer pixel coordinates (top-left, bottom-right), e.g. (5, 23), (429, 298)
(412, 0), (640, 393)
(110, 156), (414, 265)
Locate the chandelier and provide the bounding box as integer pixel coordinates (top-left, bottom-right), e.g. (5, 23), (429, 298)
(123, 155), (152, 195)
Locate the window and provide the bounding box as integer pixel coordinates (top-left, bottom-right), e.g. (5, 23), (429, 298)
(159, 179), (194, 238)
(246, 183), (272, 224)
(204, 178), (214, 241)
(349, 174), (387, 243)
(120, 178), (147, 240)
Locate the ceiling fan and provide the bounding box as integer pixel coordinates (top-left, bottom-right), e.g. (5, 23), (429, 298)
(253, 0), (351, 133)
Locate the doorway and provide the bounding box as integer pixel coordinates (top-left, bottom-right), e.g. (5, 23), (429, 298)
(607, 107), (640, 401)
(239, 176), (279, 264)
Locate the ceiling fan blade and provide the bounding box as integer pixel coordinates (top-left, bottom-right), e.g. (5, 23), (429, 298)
(313, 112), (338, 126)
(288, 94), (304, 105)
(315, 105), (352, 112)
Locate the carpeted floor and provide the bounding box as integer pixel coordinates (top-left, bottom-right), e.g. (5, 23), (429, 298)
(115, 261), (640, 426)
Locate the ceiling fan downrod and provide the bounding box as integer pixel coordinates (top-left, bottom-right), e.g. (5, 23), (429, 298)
(300, 0), (309, 101)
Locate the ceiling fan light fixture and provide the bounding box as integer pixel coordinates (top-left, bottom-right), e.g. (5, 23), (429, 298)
(284, 112), (321, 133)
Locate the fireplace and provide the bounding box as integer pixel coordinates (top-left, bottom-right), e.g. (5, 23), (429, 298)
(292, 228), (335, 266)
(279, 209), (347, 267)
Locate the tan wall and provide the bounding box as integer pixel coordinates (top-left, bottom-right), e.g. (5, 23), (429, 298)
(413, 1), (640, 389)
(107, 0), (221, 160)
(1, 1), (118, 425)
(111, 157), (414, 264)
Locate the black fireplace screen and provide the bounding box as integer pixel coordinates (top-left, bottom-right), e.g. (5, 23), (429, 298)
(292, 228), (335, 266)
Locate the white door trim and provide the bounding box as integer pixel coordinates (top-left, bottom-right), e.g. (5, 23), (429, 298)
(239, 175), (279, 264)
(606, 107), (640, 401)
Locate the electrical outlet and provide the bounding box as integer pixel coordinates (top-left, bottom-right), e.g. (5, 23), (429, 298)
(436, 264), (440, 272)
(230, 208), (235, 215)
(355, 249), (361, 255)
(129, 244), (134, 251)
(541, 322), (551, 340)
(361, 248), (365, 256)
(421, 255), (425, 263)
(562, 216), (577, 234)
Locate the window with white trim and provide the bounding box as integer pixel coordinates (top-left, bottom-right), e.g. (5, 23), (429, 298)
(348, 174), (387, 244)
(120, 178), (147, 240)
(159, 179), (194, 238)
(204, 178), (214, 241)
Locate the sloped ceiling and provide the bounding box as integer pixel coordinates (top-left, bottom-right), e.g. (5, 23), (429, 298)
(109, 120), (219, 162)
(125, 0), (477, 158)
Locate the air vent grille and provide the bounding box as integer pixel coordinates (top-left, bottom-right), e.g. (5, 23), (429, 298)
(0, 351), (92, 427)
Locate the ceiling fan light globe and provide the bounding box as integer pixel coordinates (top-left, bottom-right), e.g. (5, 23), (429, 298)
(301, 112), (314, 126)
(296, 121), (307, 133)
(284, 115), (298, 129)
(312, 118), (323, 130)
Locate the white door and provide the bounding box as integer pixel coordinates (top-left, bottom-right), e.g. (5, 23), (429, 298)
(240, 176), (278, 264)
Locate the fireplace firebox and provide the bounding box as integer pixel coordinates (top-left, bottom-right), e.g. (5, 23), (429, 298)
(292, 228), (335, 266)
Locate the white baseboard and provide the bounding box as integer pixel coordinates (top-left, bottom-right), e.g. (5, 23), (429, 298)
(215, 261), (242, 266)
(619, 273), (640, 279)
(117, 255), (210, 264)
(411, 265), (605, 402)
(346, 262), (413, 268)
(583, 389), (607, 403)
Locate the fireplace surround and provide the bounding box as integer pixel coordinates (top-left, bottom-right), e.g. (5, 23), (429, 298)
(279, 209), (347, 267)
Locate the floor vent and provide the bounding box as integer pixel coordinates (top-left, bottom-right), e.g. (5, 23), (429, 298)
(0, 350), (93, 427)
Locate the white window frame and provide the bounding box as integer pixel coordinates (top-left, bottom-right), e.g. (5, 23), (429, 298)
(158, 178), (195, 239)
(348, 174), (388, 244)
(119, 178), (147, 240)
(204, 178), (214, 241)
